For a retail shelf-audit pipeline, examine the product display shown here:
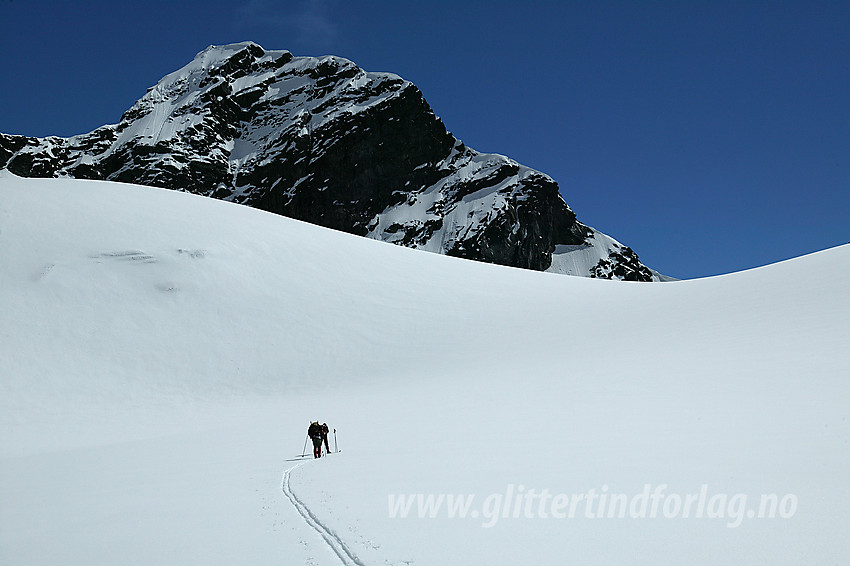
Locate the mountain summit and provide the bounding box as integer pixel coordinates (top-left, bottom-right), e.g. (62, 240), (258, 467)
(1, 42), (663, 280)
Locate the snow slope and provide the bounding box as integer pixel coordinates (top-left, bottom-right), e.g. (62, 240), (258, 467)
(1, 171), (847, 565)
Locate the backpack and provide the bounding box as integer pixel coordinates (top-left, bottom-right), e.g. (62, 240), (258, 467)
(308, 422), (322, 438)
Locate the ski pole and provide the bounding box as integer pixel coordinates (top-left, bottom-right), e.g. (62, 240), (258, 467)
(334, 429), (338, 453)
(301, 434), (309, 457)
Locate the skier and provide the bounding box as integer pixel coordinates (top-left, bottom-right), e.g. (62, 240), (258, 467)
(307, 421), (324, 458)
(321, 423), (330, 454)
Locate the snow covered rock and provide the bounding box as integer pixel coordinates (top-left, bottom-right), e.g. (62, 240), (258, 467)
(0, 42), (663, 280)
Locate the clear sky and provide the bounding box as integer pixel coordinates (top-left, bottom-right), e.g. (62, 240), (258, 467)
(1, 0), (847, 279)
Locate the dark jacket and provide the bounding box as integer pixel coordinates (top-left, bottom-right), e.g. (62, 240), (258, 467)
(308, 422), (322, 439)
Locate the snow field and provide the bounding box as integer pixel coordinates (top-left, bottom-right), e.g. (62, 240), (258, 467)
(1, 171), (847, 564)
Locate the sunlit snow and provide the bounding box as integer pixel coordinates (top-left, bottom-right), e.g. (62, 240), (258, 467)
(1, 171), (847, 565)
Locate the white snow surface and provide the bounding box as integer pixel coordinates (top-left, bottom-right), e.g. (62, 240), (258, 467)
(548, 231), (625, 276)
(547, 230), (676, 280)
(1, 171), (848, 565)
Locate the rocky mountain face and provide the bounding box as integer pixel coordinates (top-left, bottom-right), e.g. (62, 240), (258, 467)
(0, 42), (662, 281)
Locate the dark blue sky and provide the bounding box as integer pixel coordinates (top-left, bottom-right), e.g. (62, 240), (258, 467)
(2, 0), (847, 278)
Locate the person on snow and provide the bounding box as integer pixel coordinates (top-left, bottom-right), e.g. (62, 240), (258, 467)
(307, 421), (324, 458)
(321, 423), (330, 454)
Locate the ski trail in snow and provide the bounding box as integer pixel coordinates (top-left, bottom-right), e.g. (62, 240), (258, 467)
(282, 463), (365, 566)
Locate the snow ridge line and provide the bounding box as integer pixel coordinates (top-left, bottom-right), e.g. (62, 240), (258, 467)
(282, 463), (365, 566)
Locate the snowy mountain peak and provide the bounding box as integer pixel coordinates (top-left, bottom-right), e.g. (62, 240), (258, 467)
(1, 41), (663, 280)
(165, 41), (270, 77)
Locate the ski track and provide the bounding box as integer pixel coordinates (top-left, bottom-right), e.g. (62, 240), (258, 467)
(282, 463), (366, 566)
